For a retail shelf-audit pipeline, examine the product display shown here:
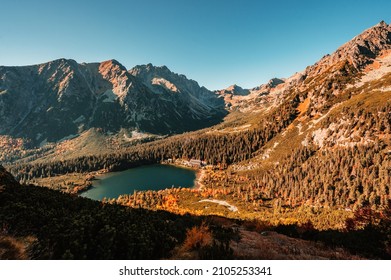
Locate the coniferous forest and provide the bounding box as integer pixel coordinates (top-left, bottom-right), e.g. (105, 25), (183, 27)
(2, 20), (391, 260)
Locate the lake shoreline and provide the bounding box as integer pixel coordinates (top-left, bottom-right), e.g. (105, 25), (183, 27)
(160, 161), (205, 190)
(80, 164), (197, 200)
(194, 168), (205, 190)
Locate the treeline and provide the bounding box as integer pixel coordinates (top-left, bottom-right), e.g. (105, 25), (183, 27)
(305, 59), (359, 116)
(9, 95), (300, 181)
(320, 103), (391, 147)
(241, 101), (391, 211)
(178, 140), (390, 216)
(246, 141), (391, 210)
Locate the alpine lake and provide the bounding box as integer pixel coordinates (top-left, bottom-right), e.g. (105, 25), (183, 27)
(80, 164), (196, 200)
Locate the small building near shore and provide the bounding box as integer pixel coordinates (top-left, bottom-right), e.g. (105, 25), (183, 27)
(189, 159), (206, 167)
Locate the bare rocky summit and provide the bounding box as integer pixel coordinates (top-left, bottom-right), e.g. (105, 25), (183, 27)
(309, 20), (391, 75)
(0, 59), (226, 145)
(216, 21), (391, 113)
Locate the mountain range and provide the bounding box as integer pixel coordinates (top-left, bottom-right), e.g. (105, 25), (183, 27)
(0, 59), (226, 146)
(1, 20), (391, 260)
(1, 21), (390, 148)
(0, 21), (390, 164)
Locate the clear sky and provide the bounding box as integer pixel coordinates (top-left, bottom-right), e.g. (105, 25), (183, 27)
(1, 0), (391, 90)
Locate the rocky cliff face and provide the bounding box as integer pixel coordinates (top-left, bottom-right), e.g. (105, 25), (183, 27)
(0, 59), (227, 145)
(216, 21), (391, 113)
(1, 21), (390, 161)
(230, 21), (391, 172)
(215, 77), (288, 112)
(307, 20), (391, 76)
(216, 84), (250, 96)
(298, 21), (391, 117)
(129, 63), (226, 118)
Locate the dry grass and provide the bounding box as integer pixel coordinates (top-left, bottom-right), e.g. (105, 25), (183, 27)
(169, 222), (214, 259)
(231, 229), (362, 260)
(180, 222), (213, 252)
(364, 60), (381, 72)
(297, 97), (310, 116)
(0, 234), (35, 260)
(32, 172), (93, 193)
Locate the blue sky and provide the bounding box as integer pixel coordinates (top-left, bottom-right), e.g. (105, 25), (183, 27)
(1, 0), (391, 90)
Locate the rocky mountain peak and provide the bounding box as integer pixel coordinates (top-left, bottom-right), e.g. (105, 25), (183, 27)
(0, 59), (227, 144)
(308, 21), (391, 75)
(129, 64), (225, 108)
(44, 58), (77, 66)
(267, 78), (285, 88)
(34, 58), (78, 77)
(98, 59), (127, 78)
(350, 20), (391, 51)
(218, 84), (250, 96)
(250, 77), (285, 93)
(227, 84), (242, 91)
(129, 63), (191, 85)
(374, 20), (388, 28)
(100, 59), (126, 69)
(144, 63), (170, 72)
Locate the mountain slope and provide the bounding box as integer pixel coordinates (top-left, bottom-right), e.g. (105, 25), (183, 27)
(221, 21), (391, 215)
(0, 59), (226, 147)
(3, 21), (391, 226)
(129, 63), (226, 119)
(215, 21), (391, 115)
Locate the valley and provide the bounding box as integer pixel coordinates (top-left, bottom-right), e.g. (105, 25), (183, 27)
(1, 21), (391, 259)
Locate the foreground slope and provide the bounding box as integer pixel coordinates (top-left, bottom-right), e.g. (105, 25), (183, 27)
(0, 165), (234, 259)
(2, 165), (383, 259)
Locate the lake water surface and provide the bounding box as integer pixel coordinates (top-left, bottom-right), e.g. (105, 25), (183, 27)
(80, 164), (196, 200)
